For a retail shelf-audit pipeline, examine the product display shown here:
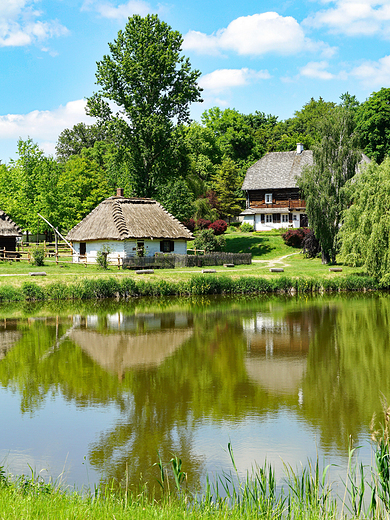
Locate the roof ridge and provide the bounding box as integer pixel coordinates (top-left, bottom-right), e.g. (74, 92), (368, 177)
(112, 200), (130, 239)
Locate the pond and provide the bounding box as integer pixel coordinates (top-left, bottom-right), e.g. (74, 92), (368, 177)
(0, 293), (389, 495)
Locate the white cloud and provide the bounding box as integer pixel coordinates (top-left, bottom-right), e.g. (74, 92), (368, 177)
(300, 61), (335, 80)
(0, 0), (68, 47)
(183, 12), (333, 57)
(0, 100), (94, 154)
(199, 68), (271, 93)
(82, 0), (152, 19)
(305, 0), (390, 37)
(351, 54), (390, 86)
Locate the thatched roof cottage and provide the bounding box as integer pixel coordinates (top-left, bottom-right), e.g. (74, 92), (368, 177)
(66, 189), (193, 263)
(0, 210), (22, 253)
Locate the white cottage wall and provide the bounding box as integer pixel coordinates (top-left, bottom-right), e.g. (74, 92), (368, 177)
(72, 239), (188, 263)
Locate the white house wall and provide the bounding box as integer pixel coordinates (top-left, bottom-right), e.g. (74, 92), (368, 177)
(242, 212), (304, 231)
(72, 239), (188, 263)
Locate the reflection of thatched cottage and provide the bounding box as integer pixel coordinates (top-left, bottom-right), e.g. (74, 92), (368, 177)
(0, 210), (22, 253)
(66, 189), (193, 263)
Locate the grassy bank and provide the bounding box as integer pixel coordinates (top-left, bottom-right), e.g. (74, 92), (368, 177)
(0, 272), (381, 303)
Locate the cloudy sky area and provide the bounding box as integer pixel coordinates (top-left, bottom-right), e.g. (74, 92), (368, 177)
(0, 0), (389, 162)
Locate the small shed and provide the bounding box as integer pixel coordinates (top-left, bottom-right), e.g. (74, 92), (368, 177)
(66, 190), (193, 263)
(0, 210), (22, 254)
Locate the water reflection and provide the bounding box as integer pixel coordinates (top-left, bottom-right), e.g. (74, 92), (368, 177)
(0, 295), (389, 491)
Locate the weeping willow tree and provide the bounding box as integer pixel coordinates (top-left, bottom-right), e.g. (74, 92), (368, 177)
(339, 158), (390, 284)
(298, 107), (362, 264)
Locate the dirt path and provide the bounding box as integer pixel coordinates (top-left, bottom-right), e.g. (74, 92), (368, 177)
(252, 252), (301, 269)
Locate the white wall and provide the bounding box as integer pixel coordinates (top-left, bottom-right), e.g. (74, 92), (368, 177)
(72, 239), (188, 263)
(242, 212), (304, 231)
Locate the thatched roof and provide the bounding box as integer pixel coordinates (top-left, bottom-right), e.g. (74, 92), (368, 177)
(242, 150), (313, 191)
(66, 196), (193, 242)
(0, 210), (22, 237)
(69, 328), (193, 374)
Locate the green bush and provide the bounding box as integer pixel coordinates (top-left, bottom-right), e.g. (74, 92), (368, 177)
(96, 245), (111, 269)
(193, 229), (225, 253)
(240, 222), (254, 233)
(31, 247), (45, 266)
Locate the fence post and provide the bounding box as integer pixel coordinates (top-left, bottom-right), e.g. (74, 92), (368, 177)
(118, 254), (120, 270)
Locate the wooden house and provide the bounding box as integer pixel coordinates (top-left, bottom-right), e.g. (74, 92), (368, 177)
(66, 189), (193, 263)
(0, 210), (22, 255)
(241, 144), (312, 231)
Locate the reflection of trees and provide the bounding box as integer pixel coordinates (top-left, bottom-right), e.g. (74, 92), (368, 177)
(301, 295), (390, 451)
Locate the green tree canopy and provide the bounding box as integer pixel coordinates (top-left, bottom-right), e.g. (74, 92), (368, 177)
(339, 158), (390, 283)
(212, 158), (244, 222)
(356, 87), (390, 163)
(298, 107), (361, 263)
(86, 14), (202, 197)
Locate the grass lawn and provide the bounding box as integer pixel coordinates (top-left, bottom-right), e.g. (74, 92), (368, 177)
(0, 231), (365, 289)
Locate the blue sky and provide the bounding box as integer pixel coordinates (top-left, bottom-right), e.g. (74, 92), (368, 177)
(1, 0), (389, 163)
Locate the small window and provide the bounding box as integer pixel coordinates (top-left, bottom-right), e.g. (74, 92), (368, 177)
(293, 214), (298, 221)
(265, 214), (272, 223)
(80, 242), (86, 256)
(160, 240), (174, 253)
(281, 214), (289, 223)
(265, 193), (272, 204)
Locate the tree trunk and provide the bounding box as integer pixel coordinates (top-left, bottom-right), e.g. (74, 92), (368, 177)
(322, 250), (330, 264)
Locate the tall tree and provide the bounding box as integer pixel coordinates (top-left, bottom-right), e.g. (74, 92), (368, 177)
(356, 87), (390, 163)
(212, 158), (244, 222)
(339, 158), (390, 283)
(298, 107), (361, 264)
(86, 14), (202, 197)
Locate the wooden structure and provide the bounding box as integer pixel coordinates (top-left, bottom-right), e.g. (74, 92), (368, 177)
(241, 144), (312, 231)
(0, 210), (22, 257)
(66, 189), (193, 264)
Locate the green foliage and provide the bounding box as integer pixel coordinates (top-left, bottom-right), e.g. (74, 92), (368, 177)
(193, 197), (218, 222)
(156, 177), (194, 221)
(356, 87), (390, 164)
(86, 14), (202, 197)
(298, 107), (361, 263)
(31, 247), (45, 266)
(212, 158), (244, 221)
(339, 158), (390, 282)
(96, 245), (112, 270)
(55, 122), (109, 162)
(193, 229), (225, 252)
(239, 222), (254, 233)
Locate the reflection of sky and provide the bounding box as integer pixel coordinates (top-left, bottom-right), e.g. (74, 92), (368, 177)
(192, 410), (374, 494)
(0, 387), (375, 493)
(0, 387), (122, 489)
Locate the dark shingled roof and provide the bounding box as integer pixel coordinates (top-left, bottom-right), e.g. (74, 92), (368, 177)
(66, 196), (193, 242)
(0, 210), (22, 237)
(242, 150), (314, 191)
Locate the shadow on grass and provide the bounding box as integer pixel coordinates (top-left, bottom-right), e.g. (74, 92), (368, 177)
(224, 234), (273, 257)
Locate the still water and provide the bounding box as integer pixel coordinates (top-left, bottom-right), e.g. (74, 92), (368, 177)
(0, 294), (389, 493)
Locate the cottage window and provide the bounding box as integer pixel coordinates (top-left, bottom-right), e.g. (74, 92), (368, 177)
(293, 214), (298, 221)
(160, 240), (174, 253)
(265, 214), (272, 223)
(281, 214), (289, 223)
(265, 193), (272, 204)
(79, 242), (86, 256)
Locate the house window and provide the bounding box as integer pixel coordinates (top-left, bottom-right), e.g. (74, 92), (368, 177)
(160, 240), (174, 253)
(265, 193), (272, 204)
(79, 242), (86, 256)
(293, 214), (298, 221)
(137, 241), (145, 257)
(281, 214), (289, 223)
(265, 214), (272, 223)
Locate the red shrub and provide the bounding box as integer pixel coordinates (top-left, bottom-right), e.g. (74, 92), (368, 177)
(208, 220), (228, 235)
(282, 227), (310, 248)
(182, 218), (196, 232)
(196, 218), (212, 230)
